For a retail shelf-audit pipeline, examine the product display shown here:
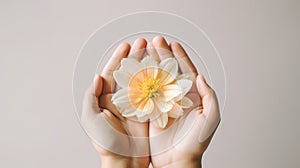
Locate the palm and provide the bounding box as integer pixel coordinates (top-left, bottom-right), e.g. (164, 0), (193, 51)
(81, 39), (150, 167)
(147, 37), (221, 167)
(98, 92), (149, 156)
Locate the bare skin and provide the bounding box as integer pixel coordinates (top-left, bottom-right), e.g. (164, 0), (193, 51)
(82, 36), (220, 168)
(82, 38), (150, 168)
(147, 36), (220, 168)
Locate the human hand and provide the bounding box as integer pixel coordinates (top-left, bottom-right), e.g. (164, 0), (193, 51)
(81, 39), (150, 168)
(148, 36), (221, 168)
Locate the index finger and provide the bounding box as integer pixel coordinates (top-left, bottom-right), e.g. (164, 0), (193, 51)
(101, 42), (131, 94)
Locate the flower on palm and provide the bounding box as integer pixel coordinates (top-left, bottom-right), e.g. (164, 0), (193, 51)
(112, 56), (193, 128)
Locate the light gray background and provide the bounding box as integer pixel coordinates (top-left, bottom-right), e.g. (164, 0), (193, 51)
(1, 0), (299, 168)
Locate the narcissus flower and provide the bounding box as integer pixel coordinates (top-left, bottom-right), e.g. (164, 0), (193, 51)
(112, 56), (193, 128)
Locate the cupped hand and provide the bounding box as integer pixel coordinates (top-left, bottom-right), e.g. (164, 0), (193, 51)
(148, 36), (221, 168)
(81, 39), (150, 168)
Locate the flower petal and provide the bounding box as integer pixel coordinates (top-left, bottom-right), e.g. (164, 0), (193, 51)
(149, 107), (160, 120)
(141, 56), (158, 67)
(172, 79), (193, 101)
(145, 67), (159, 80)
(151, 110), (168, 128)
(113, 70), (131, 88)
(136, 99), (154, 116)
(159, 58), (178, 80)
(177, 72), (196, 81)
(112, 88), (130, 107)
(157, 70), (175, 86)
(168, 103), (184, 118)
(112, 88), (137, 117)
(179, 96), (193, 108)
(177, 79), (193, 96)
(160, 84), (182, 101)
(154, 97), (173, 113)
(121, 58), (143, 75)
(121, 107), (137, 117)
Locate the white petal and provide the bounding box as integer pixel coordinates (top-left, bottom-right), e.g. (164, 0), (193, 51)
(158, 71), (175, 86)
(112, 88), (130, 107)
(159, 58), (178, 79)
(177, 79), (193, 96)
(136, 99), (154, 116)
(168, 103), (184, 118)
(141, 56), (158, 67)
(154, 97), (173, 113)
(121, 58), (143, 75)
(152, 112), (168, 128)
(149, 107), (160, 120)
(173, 79), (193, 102)
(113, 70), (131, 88)
(112, 88), (137, 117)
(160, 84), (182, 101)
(180, 96), (193, 108)
(121, 107), (137, 117)
(177, 72), (196, 81)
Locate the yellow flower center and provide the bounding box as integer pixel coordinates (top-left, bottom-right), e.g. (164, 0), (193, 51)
(128, 67), (172, 110)
(138, 78), (160, 99)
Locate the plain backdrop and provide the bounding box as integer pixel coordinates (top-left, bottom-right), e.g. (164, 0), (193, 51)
(1, 0), (299, 168)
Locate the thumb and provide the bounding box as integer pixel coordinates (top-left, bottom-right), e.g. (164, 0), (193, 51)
(93, 74), (103, 97)
(195, 74), (221, 143)
(81, 74), (103, 122)
(196, 74), (212, 99)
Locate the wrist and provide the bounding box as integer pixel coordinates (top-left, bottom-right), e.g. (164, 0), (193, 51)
(166, 158), (201, 168)
(152, 154), (202, 168)
(100, 155), (130, 168)
(99, 155), (150, 168)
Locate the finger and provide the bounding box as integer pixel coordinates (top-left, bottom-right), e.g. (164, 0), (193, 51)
(93, 74), (103, 97)
(99, 94), (125, 121)
(196, 74), (220, 143)
(196, 74), (213, 99)
(82, 84), (100, 114)
(100, 109), (128, 135)
(101, 42), (131, 94)
(170, 42), (197, 74)
(81, 78), (102, 124)
(146, 42), (160, 62)
(128, 38), (147, 61)
(152, 36), (173, 60)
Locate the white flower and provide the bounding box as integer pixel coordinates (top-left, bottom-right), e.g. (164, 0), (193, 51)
(112, 56), (193, 128)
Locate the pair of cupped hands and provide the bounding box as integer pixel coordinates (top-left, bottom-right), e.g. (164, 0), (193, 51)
(81, 36), (221, 168)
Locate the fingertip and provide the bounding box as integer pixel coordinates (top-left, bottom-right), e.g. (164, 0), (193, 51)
(114, 42), (131, 59)
(152, 36), (166, 45)
(129, 38), (147, 60)
(170, 41), (187, 57)
(169, 41), (181, 49)
(134, 38), (147, 45)
(118, 42), (131, 51)
(152, 36), (173, 60)
(93, 74), (103, 96)
(131, 38), (147, 51)
(196, 74), (210, 97)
